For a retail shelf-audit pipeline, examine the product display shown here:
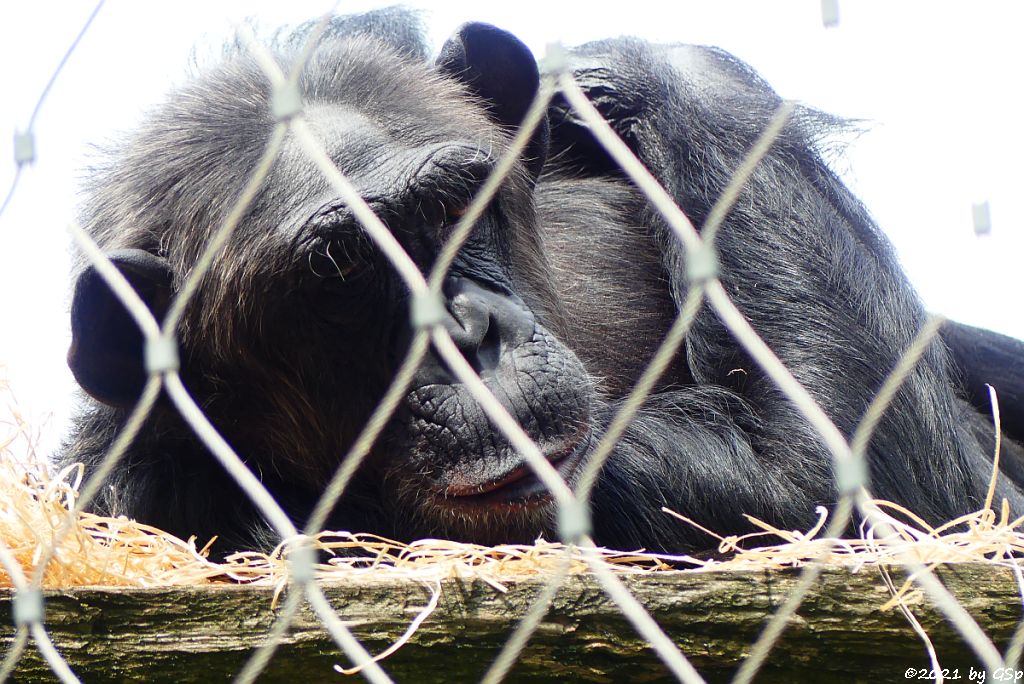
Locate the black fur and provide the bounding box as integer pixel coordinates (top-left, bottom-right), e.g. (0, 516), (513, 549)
(60, 10), (1024, 554)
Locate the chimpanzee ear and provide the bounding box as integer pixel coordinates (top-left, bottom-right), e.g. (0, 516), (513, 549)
(68, 249), (174, 407)
(437, 22), (550, 180)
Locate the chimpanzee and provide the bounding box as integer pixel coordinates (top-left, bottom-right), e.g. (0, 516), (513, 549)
(60, 9), (1024, 553)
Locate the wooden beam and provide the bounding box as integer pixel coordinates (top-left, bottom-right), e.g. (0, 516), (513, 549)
(1, 564), (1020, 682)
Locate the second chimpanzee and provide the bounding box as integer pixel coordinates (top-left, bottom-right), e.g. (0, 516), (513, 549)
(61, 10), (1024, 553)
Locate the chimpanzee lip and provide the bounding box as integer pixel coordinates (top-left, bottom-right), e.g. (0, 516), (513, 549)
(442, 428), (591, 506)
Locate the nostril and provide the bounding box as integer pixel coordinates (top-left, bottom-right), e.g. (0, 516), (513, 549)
(441, 293), (492, 375)
(440, 279), (534, 377)
(476, 314), (502, 373)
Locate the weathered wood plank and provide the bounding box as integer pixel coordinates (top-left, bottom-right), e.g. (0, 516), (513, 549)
(1, 565), (1021, 682)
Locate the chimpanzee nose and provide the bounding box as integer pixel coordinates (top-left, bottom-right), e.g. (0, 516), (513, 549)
(438, 278), (535, 376)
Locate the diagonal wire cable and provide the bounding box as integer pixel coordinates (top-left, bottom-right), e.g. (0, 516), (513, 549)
(424, 51), (716, 684)
(731, 314), (947, 684)
(19, 22), (393, 683)
(428, 329), (575, 506)
(0, 0), (105, 222)
(426, 73), (575, 684)
(30, 221), (164, 585)
(479, 548), (573, 684)
(580, 539), (706, 684)
(700, 100), (795, 246)
(134, 27), (399, 684)
(426, 77), (556, 292)
(280, 60), (580, 509)
(304, 332), (430, 534)
(559, 65), (1008, 679)
(421, 65), (706, 684)
(575, 100), (795, 505)
(284, 40), (705, 677)
(252, 34), (575, 669)
(23, 113), (293, 672)
(235, 331), (431, 683)
(477, 60), (795, 683)
(233, 49), (520, 662)
(226, 13), (399, 680)
(160, 123), (287, 334)
(233, 585), (306, 684)
(298, 68), (556, 535)
(0, 627), (28, 683)
(0, 541), (80, 683)
(4, 217), (164, 682)
(557, 73), (853, 464)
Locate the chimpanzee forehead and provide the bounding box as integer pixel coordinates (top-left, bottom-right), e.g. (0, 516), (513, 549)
(295, 36), (495, 132)
(301, 101), (498, 168)
(269, 102), (499, 227)
(105, 35), (509, 254)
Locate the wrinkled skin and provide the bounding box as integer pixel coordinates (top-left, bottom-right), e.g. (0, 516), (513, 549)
(60, 9), (1024, 554)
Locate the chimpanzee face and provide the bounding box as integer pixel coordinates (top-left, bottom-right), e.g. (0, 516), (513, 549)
(284, 100), (594, 541)
(67, 24), (594, 544)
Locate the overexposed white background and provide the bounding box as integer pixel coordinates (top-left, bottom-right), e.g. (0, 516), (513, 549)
(1, 1), (1021, 455)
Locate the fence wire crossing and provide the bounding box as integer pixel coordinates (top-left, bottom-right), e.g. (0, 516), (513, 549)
(1, 5), (1022, 684)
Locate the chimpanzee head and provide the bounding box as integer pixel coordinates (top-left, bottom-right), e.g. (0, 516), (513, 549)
(67, 19), (594, 544)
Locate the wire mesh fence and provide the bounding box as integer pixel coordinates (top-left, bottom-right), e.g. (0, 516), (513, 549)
(2, 2), (1023, 683)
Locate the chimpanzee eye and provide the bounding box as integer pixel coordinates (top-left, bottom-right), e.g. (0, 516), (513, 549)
(308, 236), (370, 284)
(423, 202), (472, 246)
(409, 197), (469, 233)
(446, 203), (468, 222)
(323, 242), (357, 278)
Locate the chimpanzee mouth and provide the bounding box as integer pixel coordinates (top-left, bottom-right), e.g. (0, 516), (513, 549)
(441, 428), (591, 510)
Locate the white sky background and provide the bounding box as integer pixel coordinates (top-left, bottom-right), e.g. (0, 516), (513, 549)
(1, 1), (1022, 455)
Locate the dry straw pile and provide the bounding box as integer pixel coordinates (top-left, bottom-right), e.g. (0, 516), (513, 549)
(2, 373), (1024, 593)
